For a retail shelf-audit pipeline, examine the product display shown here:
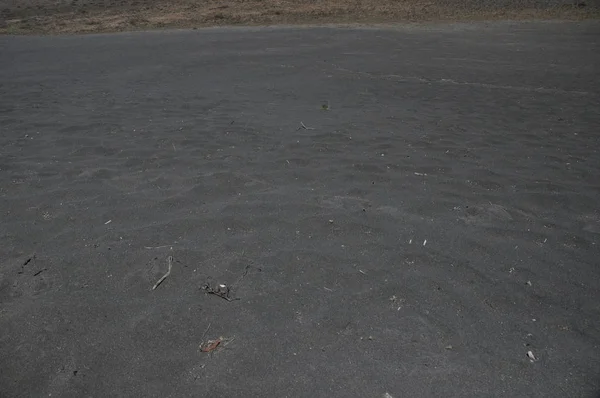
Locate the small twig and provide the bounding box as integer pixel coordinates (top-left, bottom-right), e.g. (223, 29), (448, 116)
(207, 290), (236, 301)
(152, 256), (173, 290)
(232, 264), (251, 288)
(200, 323), (211, 342)
(298, 122), (315, 130)
(213, 294), (234, 301)
(145, 244), (172, 249)
(202, 282), (239, 301)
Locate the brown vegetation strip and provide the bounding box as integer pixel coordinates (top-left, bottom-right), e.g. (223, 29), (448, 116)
(0, 0), (598, 34)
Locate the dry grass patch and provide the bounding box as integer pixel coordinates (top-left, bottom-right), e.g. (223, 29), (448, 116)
(1, 0), (598, 34)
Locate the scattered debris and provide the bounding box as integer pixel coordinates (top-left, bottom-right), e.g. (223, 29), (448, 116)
(409, 239), (412, 244)
(202, 282), (238, 301)
(414, 172), (427, 176)
(384, 393), (394, 398)
(527, 350), (537, 362)
(321, 102), (329, 111)
(389, 295), (398, 303)
(104, 220), (112, 225)
(152, 256), (173, 290)
(445, 345), (453, 350)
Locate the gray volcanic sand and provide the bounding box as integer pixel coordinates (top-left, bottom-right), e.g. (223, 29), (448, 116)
(1, 22), (599, 397)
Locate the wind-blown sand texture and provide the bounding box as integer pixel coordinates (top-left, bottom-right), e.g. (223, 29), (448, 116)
(1, 22), (600, 397)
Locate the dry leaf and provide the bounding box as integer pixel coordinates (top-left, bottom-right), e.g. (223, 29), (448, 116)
(200, 339), (222, 353)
